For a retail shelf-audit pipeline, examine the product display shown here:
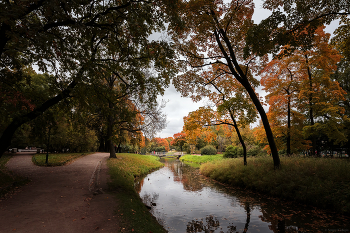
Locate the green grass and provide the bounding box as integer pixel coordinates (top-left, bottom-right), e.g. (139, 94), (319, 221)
(180, 154), (224, 167)
(0, 155), (29, 198)
(32, 152), (91, 166)
(200, 156), (350, 215)
(107, 153), (166, 233)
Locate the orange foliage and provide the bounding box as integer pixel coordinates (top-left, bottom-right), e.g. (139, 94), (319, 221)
(152, 137), (170, 151)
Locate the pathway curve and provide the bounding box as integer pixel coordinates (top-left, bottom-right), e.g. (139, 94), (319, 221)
(0, 152), (120, 233)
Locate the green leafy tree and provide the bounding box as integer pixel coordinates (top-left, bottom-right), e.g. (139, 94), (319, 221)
(0, 0), (176, 158)
(246, 0), (350, 56)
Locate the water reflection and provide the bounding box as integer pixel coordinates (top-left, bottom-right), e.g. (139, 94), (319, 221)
(136, 159), (350, 233)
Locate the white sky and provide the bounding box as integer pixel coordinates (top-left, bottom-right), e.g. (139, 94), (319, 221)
(155, 0), (341, 139)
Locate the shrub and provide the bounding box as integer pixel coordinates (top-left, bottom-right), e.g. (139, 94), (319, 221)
(237, 147), (244, 157)
(200, 145), (217, 155)
(223, 145), (237, 158)
(247, 146), (262, 157)
(224, 145), (244, 158)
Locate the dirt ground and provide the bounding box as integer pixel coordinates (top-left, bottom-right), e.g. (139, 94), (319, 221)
(0, 152), (121, 233)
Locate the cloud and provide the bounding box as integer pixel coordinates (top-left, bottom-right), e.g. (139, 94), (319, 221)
(156, 84), (207, 138)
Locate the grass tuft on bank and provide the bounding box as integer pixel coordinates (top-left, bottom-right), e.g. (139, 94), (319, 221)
(200, 156), (350, 215)
(32, 152), (90, 166)
(180, 154), (224, 168)
(107, 153), (166, 233)
(0, 155), (29, 197)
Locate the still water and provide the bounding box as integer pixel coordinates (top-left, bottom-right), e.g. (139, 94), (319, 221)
(135, 159), (350, 233)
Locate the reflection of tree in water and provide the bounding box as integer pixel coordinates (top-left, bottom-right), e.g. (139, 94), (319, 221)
(165, 160), (204, 192)
(234, 189), (349, 233)
(186, 202), (251, 233)
(141, 192), (159, 207)
(134, 176), (144, 193)
(186, 215), (220, 233)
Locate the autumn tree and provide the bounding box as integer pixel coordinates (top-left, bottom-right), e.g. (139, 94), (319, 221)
(169, 0), (280, 167)
(150, 137), (170, 152)
(260, 46), (309, 155)
(182, 107), (217, 152)
(171, 133), (186, 151)
(260, 26), (345, 155)
(296, 27), (345, 155)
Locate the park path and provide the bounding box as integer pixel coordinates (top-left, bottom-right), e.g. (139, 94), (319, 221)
(0, 152), (120, 233)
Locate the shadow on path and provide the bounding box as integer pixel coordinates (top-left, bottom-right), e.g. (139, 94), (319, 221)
(0, 153), (120, 233)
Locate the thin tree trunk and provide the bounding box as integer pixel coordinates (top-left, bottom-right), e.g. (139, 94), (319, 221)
(213, 28), (280, 168)
(208, 80), (248, 165)
(107, 104), (116, 158)
(305, 55), (316, 156)
(287, 95), (291, 156)
(243, 202), (251, 233)
(229, 109), (247, 166)
(46, 125), (51, 164)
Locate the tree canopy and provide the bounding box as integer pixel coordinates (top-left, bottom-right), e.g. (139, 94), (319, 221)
(0, 0), (176, 157)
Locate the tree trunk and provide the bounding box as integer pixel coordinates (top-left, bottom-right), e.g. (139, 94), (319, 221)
(287, 95), (291, 156)
(229, 108), (247, 166)
(98, 130), (106, 152)
(45, 125), (51, 164)
(305, 55), (316, 156)
(0, 80), (77, 158)
(107, 101), (116, 158)
(214, 28), (280, 169)
(242, 80), (280, 168)
(243, 202), (251, 233)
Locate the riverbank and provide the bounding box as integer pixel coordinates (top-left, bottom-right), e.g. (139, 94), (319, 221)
(198, 156), (350, 215)
(107, 153), (167, 233)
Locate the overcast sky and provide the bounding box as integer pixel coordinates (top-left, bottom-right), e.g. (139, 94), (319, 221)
(155, 0), (271, 138)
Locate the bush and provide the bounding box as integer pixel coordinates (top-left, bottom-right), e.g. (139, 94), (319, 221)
(223, 145), (237, 158)
(224, 145), (244, 158)
(247, 146), (262, 157)
(200, 145), (217, 155)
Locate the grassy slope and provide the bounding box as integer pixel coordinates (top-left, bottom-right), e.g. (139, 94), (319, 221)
(107, 153), (167, 233)
(200, 156), (350, 215)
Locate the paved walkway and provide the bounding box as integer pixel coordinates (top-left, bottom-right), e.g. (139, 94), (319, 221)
(0, 153), (120, 233)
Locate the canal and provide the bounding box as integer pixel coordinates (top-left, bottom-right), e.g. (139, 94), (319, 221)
(135, 158), (350, 233)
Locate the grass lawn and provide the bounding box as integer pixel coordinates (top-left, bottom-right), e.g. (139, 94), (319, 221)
(0, 155), (29, 198)
(200, 156), (350, 215)
(180, 154), (224, 167)
(107, 153), (166, 233)
(32, 152), (91, 166)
